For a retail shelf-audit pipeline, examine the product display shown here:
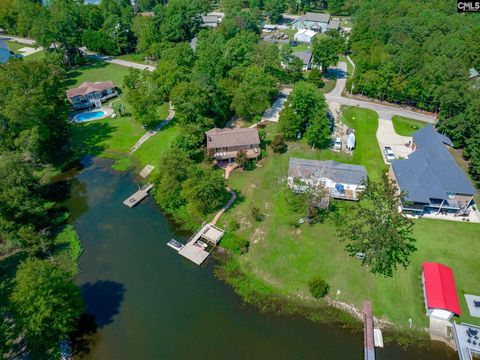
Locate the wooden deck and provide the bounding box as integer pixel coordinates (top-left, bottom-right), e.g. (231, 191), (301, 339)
(123, 184), (154, 208)
(363, 301), (375, 360)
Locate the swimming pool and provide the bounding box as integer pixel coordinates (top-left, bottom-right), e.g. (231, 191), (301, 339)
(74, 111), (106, 122)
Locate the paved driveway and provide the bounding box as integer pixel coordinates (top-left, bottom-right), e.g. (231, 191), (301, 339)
(261, 87), (292, 123)
(376, 119), (413, 164)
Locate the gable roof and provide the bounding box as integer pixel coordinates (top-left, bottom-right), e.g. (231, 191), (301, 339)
(288, 158), (367, 185)
(295, 29), (316, 38)
(327, 19), (340, 30)
(293, 50), (312, 66)
(66, 81), (115, 98)
(302, 12), (331, 23)
(423, 262), (461, 315)
(391, 125), (476, 203)
(205, 128), (260, 149)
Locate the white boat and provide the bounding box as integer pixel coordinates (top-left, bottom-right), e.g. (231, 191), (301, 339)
(196, 240), (208, 249)
(167, 239), (184, 251)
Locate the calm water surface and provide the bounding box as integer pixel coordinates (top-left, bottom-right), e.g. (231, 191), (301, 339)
(66, 158), (456, 359)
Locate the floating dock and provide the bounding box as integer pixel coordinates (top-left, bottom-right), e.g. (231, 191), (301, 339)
(177, 223), (224, 265)
(139, 164), (155, 178)
(123, 184), (154, 208)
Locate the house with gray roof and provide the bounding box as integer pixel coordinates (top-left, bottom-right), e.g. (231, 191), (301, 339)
(326, 19), (340, 31)
(390, 125), (476, 216)
(206, 127), (260, 162)
(0, 39), (13, 64)
(469, 67), (479, 81)
(293, 50), (316, 71)
(201, 14), (222, 28)
(292, 12), (331, 32)
(288, 158), (367, 200)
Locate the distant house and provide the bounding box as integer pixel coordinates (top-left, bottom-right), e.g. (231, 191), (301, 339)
(292, 12), (331, 32)
(326, 19), (340, 31)
(138, 12), (154, 17)
(0, 39), (13, 64)
(66, 81), (117, 110)
(390, 125), (476, 216)
(201, 14), (222, 28)
(288, 158), (367, 200)
(205, 127), (261, 162)
(422, 262), (461, 321)
(294, 29), (317, 43)
(293, 50), (315, 71)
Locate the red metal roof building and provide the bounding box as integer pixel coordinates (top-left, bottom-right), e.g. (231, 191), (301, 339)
(422, 262), (461, 320)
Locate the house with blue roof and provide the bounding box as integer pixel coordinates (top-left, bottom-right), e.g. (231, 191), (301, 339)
(389, 125), (476, 216)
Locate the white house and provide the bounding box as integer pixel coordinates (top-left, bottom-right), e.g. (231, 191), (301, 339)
(0, 39), (13, 64)
(288, 158), (367, 200)
(294, 29), (317, 43)
(422, 262), (461, 321)
(66, 81), (117, 110)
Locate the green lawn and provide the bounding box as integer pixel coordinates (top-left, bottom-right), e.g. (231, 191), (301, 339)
(291, 44), (311, 52)
(392, 115), (427, 136)
(115, 53), (149, 65)
(66, 60), (132, 91)
(221, 106), (480, 330)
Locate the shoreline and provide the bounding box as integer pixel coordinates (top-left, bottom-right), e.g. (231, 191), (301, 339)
(213, 251), (440, 351)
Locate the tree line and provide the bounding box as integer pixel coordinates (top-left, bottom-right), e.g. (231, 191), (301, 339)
(348, 0), (480, 185)
(0, 56), (84, 357)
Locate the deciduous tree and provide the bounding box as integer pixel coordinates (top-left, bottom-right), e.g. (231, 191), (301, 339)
(338, 176), (416, 277)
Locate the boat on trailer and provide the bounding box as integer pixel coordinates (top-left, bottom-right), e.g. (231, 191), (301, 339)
(167, 239), (184, 251)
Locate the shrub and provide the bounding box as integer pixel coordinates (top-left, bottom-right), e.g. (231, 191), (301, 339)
(228, 219), (240, 231)
(271, 134), (287, 153)
(307, 68), (325, 88)
(220, 233), (249, 254)
(308, 277), (329, 299)
(251, 206), (263, 222)
(236, 149), (248, 169)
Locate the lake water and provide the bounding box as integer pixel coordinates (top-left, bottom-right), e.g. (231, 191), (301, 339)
(67, 158), (456, 359)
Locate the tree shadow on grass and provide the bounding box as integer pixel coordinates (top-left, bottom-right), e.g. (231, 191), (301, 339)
(71, 121), (114, 159)
(64, 60), (109, 87)
(80, 280), (126, 328)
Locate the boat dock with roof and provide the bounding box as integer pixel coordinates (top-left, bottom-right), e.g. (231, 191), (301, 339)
(169, 223), (224, 265)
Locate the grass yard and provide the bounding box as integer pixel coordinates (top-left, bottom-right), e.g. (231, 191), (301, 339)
(291, 44), (311, 52)
(66, 60), (131, 91)
(392, 115), (427, 136)
(115, 53), (149, 65)
(220, 106), (480, 330)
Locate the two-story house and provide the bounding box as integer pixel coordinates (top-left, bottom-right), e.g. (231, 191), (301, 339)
(390, 125), (476, 216)
(66, 81), (117, 110)
(205, 127), (260, 162)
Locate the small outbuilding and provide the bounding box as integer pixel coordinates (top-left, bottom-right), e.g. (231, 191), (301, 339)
(422, 262), (461, 321)
(294, 29), (317, 43)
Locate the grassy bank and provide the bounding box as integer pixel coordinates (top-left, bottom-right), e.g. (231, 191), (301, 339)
(219, 106), (480, 331)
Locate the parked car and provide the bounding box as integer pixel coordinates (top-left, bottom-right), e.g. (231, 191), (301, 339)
(333, 137), (342, 151)
(384, 146), (395, 162)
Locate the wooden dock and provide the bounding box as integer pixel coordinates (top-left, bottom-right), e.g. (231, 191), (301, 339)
(178, 223), (224, 265)
(123, 184), (154, 208)
(363, 301), (375, 360)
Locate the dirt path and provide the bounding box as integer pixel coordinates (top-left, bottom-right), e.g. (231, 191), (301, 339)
(211, 187), (237, 225)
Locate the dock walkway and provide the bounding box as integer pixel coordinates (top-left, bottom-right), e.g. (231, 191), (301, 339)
(123, 184), (153, 208)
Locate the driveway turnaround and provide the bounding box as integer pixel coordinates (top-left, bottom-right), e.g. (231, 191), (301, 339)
(325, 62), (437, 124)
(376, 119), (413, 164)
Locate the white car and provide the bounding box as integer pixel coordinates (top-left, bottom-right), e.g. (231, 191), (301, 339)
(333, 137), (342, 151)
(384, 146), (395, 162)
